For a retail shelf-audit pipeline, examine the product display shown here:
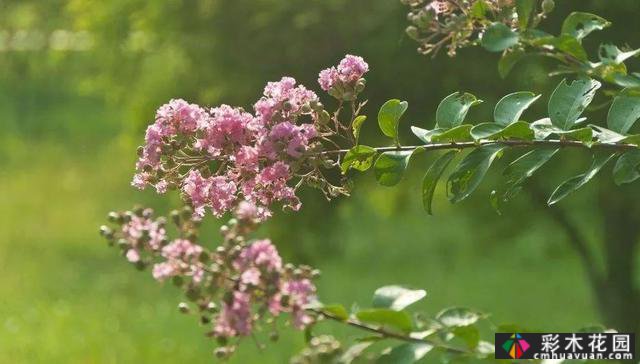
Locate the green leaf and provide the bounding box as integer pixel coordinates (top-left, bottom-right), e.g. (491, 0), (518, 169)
(498, 49), (525, 79)
(321, 304), (349, 321)
(531, 118), (591, 142)
(591, 125), (626, 143)
(376, 343), (433, 364)
(491, 148), (559, 211)
(470, 0), (489, 19)
(341, 145), (377, 174)
(548, 78), (601, 130)
(411, 126), (445, 143)
(436, 307), (482, 327)
(548, 152), (616, 205)
(339, 342), (374, 364)
(436, 92), (482, 129)
(494, 92), (540, 126)
(612, 74), (640, 89)
(482, 23), (519, 52)
(372, 286), (427, 311)
(374, 151), (413, 187)
(352, 115), (367, 142)
(423, 151), (458, 214)
(561, 12), (610, 42)
(430, 124), (473, 142)
(453, 325), (480, 349)
(607, 88), (640, 134)
(599, 44), (640, 64)
(447, 144), (506, 203)
(553, 34), (588, 61)
(471, 121), (533, 141)
(356, 309), (413, 333)
(516, 0), (535, 30)
(613, 150), (640, 185)
(378, 99), (408, 143)
(470, 123), (503, 140)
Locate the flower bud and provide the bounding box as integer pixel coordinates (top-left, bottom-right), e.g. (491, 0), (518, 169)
(406, 26), (420, 40)
(136, 146), (144, 157)
(178, 302), (190, 313)
(542, 0), (554, 13)
(99, 225), (114, 239)
(319, 110), (331, 125)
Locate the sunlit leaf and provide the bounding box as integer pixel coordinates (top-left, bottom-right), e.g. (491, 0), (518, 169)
(339, 342), (374, 364)
(448, 144), (506, 203)
(548, 152), (616, 205)
(356, 309), (413, 333)
(378, 99), (408, 143)
(423, 151), (458, 214)
(436, 92), (482, 129)
(599, 44), (640, 64)
(561, 12), (610, 42)
(376, 343), (433, 364)
(373, 286), (427, 311)
(341, 145), (377, 174)
(321, 304), (349, 321)
(494, 92), (540, 126)
(548, 78), (601, 130)
(352, 115), (367, 142)
(436, 307), (482, 327)
(411, 126), (445, 143)
(430, 124), (473, 142)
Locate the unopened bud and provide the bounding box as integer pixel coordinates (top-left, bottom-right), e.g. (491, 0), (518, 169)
(542, 0), (554, 13)
(99, 225), (114, 239)
(178, 302), (190, 313)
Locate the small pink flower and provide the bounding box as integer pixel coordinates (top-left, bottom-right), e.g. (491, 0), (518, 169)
(214, 291), (253, 337)
(318, 67), (339, 91)
(337, 54), (369, 83)
(209, 176), (238, 217)
(126, 249), (141, 263)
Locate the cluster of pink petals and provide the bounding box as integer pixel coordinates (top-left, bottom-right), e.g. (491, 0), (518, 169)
(318, 54), (369, 91)
(133, 77), (326, 220)
(152, 239), (205, 283)
(212, 239), (317, 338)
(121, 209), (167, 262)
(282, 278), (316, 329)
(133, 99), (207, 189)
(426, 0), (451, 15)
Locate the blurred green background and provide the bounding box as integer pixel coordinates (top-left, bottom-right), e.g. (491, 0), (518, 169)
(1, 1), (640, 363)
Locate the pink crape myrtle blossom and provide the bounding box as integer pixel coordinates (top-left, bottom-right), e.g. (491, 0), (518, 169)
(281, 278), (316, 329)
(153, 239), (204, 282)
(214, 291), (253, 337)
(195, 104), (258, 157)
(317, 54), (369, 95)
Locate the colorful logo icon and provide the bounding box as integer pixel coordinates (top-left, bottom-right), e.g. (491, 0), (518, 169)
(502, 333), (530, 359)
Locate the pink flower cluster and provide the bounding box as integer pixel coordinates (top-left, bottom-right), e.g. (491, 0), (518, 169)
(318, 54), (369, 96)
(133, 77), (324, 219)
(152, 239), (205, 283)
(120, 209), (167, 262)
(214, 239), (317, 338)
(131, 55), (369, 221)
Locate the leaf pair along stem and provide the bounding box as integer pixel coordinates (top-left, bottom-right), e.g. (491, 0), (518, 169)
(322, 138), (640, 156)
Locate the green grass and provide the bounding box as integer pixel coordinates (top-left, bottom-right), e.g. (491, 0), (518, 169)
(0, 133), (600, 363)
